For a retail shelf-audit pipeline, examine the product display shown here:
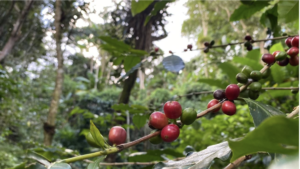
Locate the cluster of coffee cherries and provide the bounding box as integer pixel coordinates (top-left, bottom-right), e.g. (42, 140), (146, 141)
(236, 66), (266, 100)
(148, 101), (197, 144)
(207, 84), (240, 116)
(244, 35), (253, 51)
(261, 35), (299, 67)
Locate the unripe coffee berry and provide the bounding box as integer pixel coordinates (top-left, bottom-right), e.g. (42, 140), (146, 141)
(250, 71), (262, 81)
(236, 73), (248, 84)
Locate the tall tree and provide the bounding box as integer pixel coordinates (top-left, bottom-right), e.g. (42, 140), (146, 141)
(0, 0), (33, 61)
(43, 0), (63, 146)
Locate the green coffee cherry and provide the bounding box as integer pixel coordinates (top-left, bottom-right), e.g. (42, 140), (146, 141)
(275, 51), (287, 61)
(236, 73), (248, 84)
(262, 69), (271, 79)
(239, 90), (249, 98)
(250, 71), (262, 81)
(291, 89), (299, 94)
(248, 90), (259, 100)
(149, 134), (163, 144)
(241, 66), (253, 77)
(249, 82), (262, 92)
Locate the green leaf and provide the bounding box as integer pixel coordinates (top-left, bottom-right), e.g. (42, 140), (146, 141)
(11, 162), (26, 169)
(144, 1), (170, 25)
(229, 116), (299, 162)
(124, 56), (141, 72)
(111, 103), (131, 112)
(245, 49), (261, 61)
(270, 64), (286, 83)
(278, 1), (299, 24)
(269, 42), (284, 54)
(99, 36), (130, 51)
(131, 0), (154, 16)
(28, 152), (51, 167)
(87, 156), (106, 169)
(233, 57), (263, 70)
(132, 114), (148, 129)
(230, 2), (269, 21)
(242, 98), (285, 127)
(198, 79), (228, 88)
(219, 62), (240, 83)
(260, 4), (278, 31)
(90, 120), (108, 149)
(48, 163), (71, 169)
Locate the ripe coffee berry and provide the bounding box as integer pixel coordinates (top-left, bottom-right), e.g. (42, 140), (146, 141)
(247, 45), (253, 51)
(163, 101), (182, 119)
(184, 49), (187, 52)
(285, 37), (293, 47)
(108, 126), (127, 145)
(272, 51), (280, 57)
(289, 55), (299, 66)
(155, 47), (159, 52)
(287, 47), (299, 58)
(225, 84), (240, 100)
(277, 57), (290, 66)
(244, 35), (252, 41)
(262, 53), (275, 64)
(161, 124), (180, 142)
(204, 47), (209, 53)
(204, 42), (210, 47)
(207, 99), (221, 113)
(222, 101), (236, 116)
(213, 89), (226, 100)
(291, 36), (299, 47)
(187, 44), (193, 49)
(149, 112), (168, 129)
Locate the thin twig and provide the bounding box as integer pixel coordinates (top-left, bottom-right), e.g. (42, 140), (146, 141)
(224, 156), (247, 169)
(177, 87), (299, 97)
(98, 157), (185, 166)
(287, 106), (299, 118)
(177, 35), (297, 53)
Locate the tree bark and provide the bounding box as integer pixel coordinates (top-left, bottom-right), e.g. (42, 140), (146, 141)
(0, 0), (33, 61)
(43, 0), (63, 146)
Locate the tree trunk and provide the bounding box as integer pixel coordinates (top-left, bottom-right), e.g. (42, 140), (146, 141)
(0, 0), (33, 61)
(43, 0), (63, 146)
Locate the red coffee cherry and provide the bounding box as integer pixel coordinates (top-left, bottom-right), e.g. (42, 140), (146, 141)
(163, 101), (182, 119)
(289, 55), (299, 66)
(222, 101), (236, 116)
(272, 51), (280, 57)
(262, 53), (275, 64)
(108, 126), (127, 145)
(148, 111), (168, 129)
(204, 42), (210, 47)
(287, 47), (299, 58)
(291, 36), (299, 48)
(155, 47), (159, 52)
(187, 44), (193, 49)
(244, 35), (252, 41)
(285, 37), (293, 47)
(207, 99), (221, 113)
(161, 124), (180, 142)
(277, 57), (290, 66)
(213, 89), (226, 100)
(225, 84), (240, 100)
